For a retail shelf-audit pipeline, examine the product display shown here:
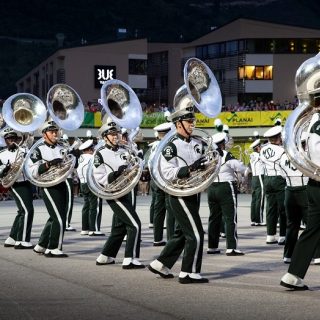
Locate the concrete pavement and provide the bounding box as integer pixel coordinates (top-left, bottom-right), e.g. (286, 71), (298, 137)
(0, 193), (319, 320)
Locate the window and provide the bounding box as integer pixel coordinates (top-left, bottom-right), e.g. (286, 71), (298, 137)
(226, 41), (238, 55)
(129, 59), (147, 75)
(238, 66), (273, 80)
(214, 70), (224, 82)
(57, 68), (65, 83)
(148, 77), (155, 89)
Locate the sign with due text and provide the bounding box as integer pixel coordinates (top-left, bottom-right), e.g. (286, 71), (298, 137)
(94, 65), (116, 88)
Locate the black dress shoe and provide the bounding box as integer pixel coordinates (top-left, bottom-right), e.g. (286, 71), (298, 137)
(278, 241), (285, 245)
(226, 250), (244, 256)
(266, 241), (278, 244)
(44, 252), (68, 258)
(280, 281), (309, 291)
(207, 250), (221, 254)
(4, 243), (15, 248)
(178, 276), (209, 284)
(33, 248), (45, 254)
(122, 263), (145, 269)
(153, 241), (166, 247)
(147, 265), (174, 279)
(96, 260), (115, 266)
(14, 244), (34, 249)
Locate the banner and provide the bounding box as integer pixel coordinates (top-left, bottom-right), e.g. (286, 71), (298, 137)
(82, 110), (293, 128)
(216, 111), (261, 127)
(82, 112), (94, 127)
(259, 111), (291, 126)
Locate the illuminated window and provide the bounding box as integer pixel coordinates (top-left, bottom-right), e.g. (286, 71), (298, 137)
(238, 65), (273, 80)
(255, 66), (264, 79)
(264, 66), (273, 80)
(245, 66), (255, 80)
(238, 66), (245, 79)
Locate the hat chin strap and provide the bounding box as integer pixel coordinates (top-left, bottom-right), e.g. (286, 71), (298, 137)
(44, 132), (57, 145)
(179, 120), (191, 138)
(106, 136), (118, 150)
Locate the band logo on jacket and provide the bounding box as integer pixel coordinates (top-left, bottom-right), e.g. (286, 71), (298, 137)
(163, 144), (176, 160)
(284, 159), (297, 171)
(262, 147), (275, 159)
(194, 144), (201, 154)
(31, 149), (40, 161)
(60, 149), (67, 157)
(120, 153), (128, 161)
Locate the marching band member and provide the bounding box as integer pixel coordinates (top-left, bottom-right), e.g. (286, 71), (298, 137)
(259, 125), (287, 245)
(148, 105), (208, 284)
(62, 134), (77, 232)
(27, 120), (69, 257)
(119, 128), (141, 211)
(281, 111), (320, 290)
(88, 129), (103, 234)
(94, 117), (144, 269)
(149, 122), (175, 245)
(278, 132), (309, 264)
(249, 137), (266, 226)
(77, 139), (104, 236)
(207, 132), (246, 256)
(0, 128), (34, 249)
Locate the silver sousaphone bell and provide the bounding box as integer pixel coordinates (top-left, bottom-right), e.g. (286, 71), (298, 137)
(87, 79), (144, 199)
(3, 93), (47, 133)
(23, 84), (85, 187)
(150, 57), (222, 196)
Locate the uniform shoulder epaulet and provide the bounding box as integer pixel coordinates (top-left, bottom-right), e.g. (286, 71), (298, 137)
(29, 146), (42, 163)
(226, 152), (235, 162)
(37, 141), (46, 149)
(93, 150), (103, 168)
(162, 141), (177, 161)
(169, 135), (178, 143)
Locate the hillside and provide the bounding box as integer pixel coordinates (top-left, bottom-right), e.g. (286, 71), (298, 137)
(1, 0), (320, 98)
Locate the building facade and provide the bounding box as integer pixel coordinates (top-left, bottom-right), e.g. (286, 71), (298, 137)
(16, 18), (320, 134)
(16, 39), (148, 109)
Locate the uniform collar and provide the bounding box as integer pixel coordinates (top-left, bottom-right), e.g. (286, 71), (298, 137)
(176, 133), (191, 143)
(44, 141), (57, 149)
(106, 143), (119, 152)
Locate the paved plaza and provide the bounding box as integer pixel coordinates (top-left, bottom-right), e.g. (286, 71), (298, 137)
(0, 193), (319, 320)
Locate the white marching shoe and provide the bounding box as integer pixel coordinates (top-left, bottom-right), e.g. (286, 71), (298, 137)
(44, 248), (68, 258)
(33, 244), (46, 254)
(96, 254), (115, 266)
(266, 235), (277, 244)
(148, 259), (174, 278)
(4, 237), (16, 247)
(280, 273), (308, 290)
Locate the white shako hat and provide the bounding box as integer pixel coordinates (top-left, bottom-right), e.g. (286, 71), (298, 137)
(79, 139), (94, 151)
(167, 98), (195, 122)
(41, 120), (59, 133)
(263, 126), (282, 138)
(153, 122), (172, 133)
(98, 117), (120, 137)
(249, 139), (261, 149)
(1, 127), (18, 139)
(212, 132), (227, 144)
